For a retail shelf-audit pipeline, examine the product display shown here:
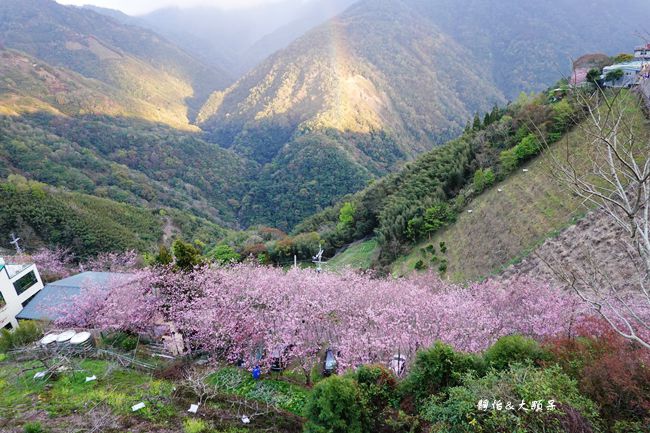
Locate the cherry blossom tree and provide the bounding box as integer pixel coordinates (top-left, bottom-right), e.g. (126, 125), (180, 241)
(59, 264), (596, 378)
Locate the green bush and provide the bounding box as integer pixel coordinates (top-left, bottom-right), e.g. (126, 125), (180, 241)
(514, 134), (541, 161)
(173, 239), (203, 270)
(484, 335), (549, 370)
(605, 68), (624, 82)
(0, 321), (43, 353)
(23, 422), (45, 433)
(337, 202), (356, 233)
(499, 148), (518, 174)
(101, 331), (139, 352)
(400, 342), (484, 407)
(612, 420), (649, 433)
(354, 365), (399, 431)
(473, 168), (496, 193)
(209, 244), (241, 265)
(422, 364), (601, 433)
(304, 376), (364, 433)
(183, 418), (207, 433)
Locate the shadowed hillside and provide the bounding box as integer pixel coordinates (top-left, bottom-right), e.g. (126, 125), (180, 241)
(0, 113), (255, 226)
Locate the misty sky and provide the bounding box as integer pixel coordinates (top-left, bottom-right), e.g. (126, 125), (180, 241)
(56, 0), (292, 15)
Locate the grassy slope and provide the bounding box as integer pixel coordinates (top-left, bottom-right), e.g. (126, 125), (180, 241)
(391, 99), (647, 281)
(325, 239), (379, 271)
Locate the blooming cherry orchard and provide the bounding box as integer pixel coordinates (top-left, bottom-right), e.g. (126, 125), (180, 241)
(59, 264), (594, 379)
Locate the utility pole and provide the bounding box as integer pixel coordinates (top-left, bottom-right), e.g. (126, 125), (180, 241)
(312, 243), (324, 273)
(9, 233), (23, 255)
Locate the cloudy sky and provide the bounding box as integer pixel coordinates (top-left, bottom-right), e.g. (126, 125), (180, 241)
(56, 0), (290, 15)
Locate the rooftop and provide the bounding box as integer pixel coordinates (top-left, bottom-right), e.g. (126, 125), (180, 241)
(0, 259), (34, 279)
(17, 271), (137, 321)
(603, 60), (647, 71)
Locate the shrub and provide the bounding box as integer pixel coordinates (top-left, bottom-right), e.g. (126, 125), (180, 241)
(209, 244), (241, 265)
(304, 376), (364, 433)
(173, 239), (202, 270)
(586, 68), (601, 83)
(23, 422), (45, 433)
(547, 323), (650, 428)
(183, 418), (207, 433)
(414, 260), (427, 271)
(422, 202), (456, 237)
(605, 68), (624, 82)
(101, 331), (138, 352)
(337, 202), (356, 232)
(422, 364), (600, 433)
(499, 148), (518, 173)
(473, 168), (496, 193)
(612, 420), (649, 433)
(400, 342), (484, 408)
(0, 321), (43, 353)
(514, 134), (540, 161)
(484, 335), (548, 370)
(354, 365), (399, 431)
(383, 410), (423, 433)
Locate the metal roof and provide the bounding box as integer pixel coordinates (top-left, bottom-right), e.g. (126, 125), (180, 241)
(17, 272), (137, 321)
(604, 61), (646, 71)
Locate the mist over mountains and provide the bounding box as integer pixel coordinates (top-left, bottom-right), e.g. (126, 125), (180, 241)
(85, 0), (357, 78)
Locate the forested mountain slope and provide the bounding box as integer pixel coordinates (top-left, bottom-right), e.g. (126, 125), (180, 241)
(198, 0), (650, 230)
(292, 87), (587, 267)
(132, 0), (357, 77)
(318, 91), (649, 281)
(199, 0), (506, 228)
(0, 112), (255, 226)
(405, 0), (650, 98)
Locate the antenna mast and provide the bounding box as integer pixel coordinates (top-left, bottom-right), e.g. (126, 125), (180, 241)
(9, 233), (23, 255)
(312, 243), (324, 273)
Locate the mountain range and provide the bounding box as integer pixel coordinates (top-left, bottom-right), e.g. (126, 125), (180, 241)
(2, 0), (650, 247)
(197, 0), (650, 228)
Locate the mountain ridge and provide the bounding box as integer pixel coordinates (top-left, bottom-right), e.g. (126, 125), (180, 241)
(0, 0), (228, 126)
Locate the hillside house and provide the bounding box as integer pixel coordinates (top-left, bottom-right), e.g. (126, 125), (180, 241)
(602, 60), (646, 88)
(0, 257), (45, 329)
(634, 43), (650, 60)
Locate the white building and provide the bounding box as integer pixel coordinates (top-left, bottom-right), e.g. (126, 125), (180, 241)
(602, 60), (647, 88)
(634, 43), (650, 60)
(0, 257), (44, 330)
